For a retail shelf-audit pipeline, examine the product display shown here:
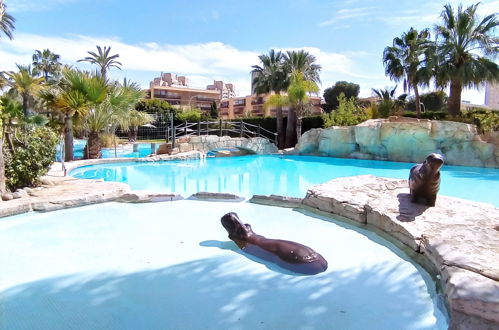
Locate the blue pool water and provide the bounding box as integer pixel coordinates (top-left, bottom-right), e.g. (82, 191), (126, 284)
(0, 201), (448, 329)
(70, 155), (499, 206)
(56, 140), (153, 160)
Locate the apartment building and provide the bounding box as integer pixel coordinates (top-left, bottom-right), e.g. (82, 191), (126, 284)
(147, 73), (224, 113)
(219, 94), (323, 119)
(206, 80), (236, 100)
(147, 72), (322, 118)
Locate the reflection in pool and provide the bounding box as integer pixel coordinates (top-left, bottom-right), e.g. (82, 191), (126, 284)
(0, 201), (448, 329)
(70, 155), (499, 206)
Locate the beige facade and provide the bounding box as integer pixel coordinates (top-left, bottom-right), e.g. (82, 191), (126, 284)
(147, 72), (323, 118)
(485, 82), (499, 110)
(220, 94), (322, 119)
(147, 73), (222, 113)
(207, 80), (236, 99)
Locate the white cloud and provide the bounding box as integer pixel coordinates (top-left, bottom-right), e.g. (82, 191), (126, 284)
(319, 7), (376, 27)
(0, 33), (367, 97)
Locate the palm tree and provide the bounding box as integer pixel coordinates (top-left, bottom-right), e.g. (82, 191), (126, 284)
(83, 79), (143, 159)
(78, 45), (122, 79)
(383, 28), (432, 118)
(32, 49), (61, 82)
(434, 3), (499, 117)
(5, 65), (45, 117)
(0, 0), (14, 196)
(0, 0), (15, 40)
(118, 110), (154, 142)
(286, 71), (319, 140)
(252, 49), (288, 148)
(41, 68), (92, 161)
(283, 50), (321, 147)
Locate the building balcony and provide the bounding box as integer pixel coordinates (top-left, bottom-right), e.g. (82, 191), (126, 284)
(251, 97), (264, 105)
(234, 108), (244, 115)
(234, 100), (246, 106)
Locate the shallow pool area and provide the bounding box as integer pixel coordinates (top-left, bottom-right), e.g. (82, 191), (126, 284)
(70, 155), (499, 206)
(0, 200), (447, 330)
(56, 140), (153, 160)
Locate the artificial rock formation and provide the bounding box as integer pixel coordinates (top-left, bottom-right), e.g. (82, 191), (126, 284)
(303, 175), (499, 330)
(295, 117), (499, 168)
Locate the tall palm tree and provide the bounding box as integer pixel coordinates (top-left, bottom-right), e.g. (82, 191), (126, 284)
(78, 45), (122, 79)
(383, 28), (432, 118)
(283, 50), (321, 147)
(41, 68), (92, 161)
(32, 49), (61, 82)
(434, 3), (499, 117)
(0, 0), (14, 196)
(252, 49), (287, 148)
(0, 0), (15, 40)
(5, 65), (45, 117)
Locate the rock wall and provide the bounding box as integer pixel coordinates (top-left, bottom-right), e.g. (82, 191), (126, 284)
(171, 135), (278, 155)
(295, 117), (499, 168)
(303, 175), (499, 330)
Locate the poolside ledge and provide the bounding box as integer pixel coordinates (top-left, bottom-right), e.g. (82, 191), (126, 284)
(303, 175), (499, 330)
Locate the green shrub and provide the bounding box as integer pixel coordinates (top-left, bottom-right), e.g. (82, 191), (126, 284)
(177, 108), (202, 122)
(135, 99), (173, 114)
(402, 111), (448, 120)
(4, 127), (59, 190)
(302, 115), (326, 133)
(457, 109), (499, 133)
(324, 94), (368, 127)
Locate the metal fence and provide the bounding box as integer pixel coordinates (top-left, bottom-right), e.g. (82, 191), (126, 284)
(114, 112), (278, 147)
(171, 120), (278, 148)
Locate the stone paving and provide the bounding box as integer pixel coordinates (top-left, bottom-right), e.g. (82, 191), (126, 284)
(0, 153), (497, 329)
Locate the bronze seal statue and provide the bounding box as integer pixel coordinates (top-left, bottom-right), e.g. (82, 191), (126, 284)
(409, 153), (444, 206)
(221, 212), (328, 275)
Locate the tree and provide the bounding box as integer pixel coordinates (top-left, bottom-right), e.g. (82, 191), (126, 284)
(407, 91), (448, 112)
(0, 0), (14, 40)
(434, 3), (499, 117)
(383, 28), (432, 118)
(252, 49), (288, 148)
(0, 0), (15, 196)
(372, 86), (399, 118)
(5, 65), (45, 118)
(286, 71), (319, 140)
(209, 101), (218, 119)
(41, 68), (91, 161)
(32, 49), (61, 82)
(323, 81), (360, 112)
(78, 45), (122, 79)
(83, 79), (143, 159)
(118, 110), (153, 142)
(283, 50), (321, 147)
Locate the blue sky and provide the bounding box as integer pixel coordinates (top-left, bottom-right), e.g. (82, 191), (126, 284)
(1, 0), (497, 103)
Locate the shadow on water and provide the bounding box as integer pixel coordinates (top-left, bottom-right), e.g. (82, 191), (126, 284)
(1, 256), (447, 330)
(200, 240), (324, 276)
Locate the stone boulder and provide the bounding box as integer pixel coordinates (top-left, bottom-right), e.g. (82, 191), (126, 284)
(156, 143), (173, 155)
(318, 126), (357, 157)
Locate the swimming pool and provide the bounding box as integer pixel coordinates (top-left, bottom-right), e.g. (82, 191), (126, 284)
(70, 155), (499, 206)
(56, 141), (153, 160)
(0, 201), (448, 329)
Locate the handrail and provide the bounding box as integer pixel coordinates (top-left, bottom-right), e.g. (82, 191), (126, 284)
(171, 119), (278, 148)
